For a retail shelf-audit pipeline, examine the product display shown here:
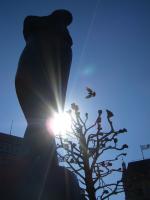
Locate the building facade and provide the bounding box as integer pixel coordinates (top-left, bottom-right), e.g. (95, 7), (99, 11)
(123, 159), (150, 200)
(0, 132), (25, 199)
(0, 132), (23, 158)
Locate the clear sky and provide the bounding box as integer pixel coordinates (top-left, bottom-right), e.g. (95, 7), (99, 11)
(0, 0), (150, 198)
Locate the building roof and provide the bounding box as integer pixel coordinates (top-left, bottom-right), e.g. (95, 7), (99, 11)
(0, 132), (23, 144)
(127, 159), (150, 173)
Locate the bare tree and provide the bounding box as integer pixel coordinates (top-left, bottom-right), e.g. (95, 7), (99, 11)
(55, 102), (128, 200)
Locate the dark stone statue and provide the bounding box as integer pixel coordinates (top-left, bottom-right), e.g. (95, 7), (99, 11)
(15, 10), (72, 159)
(16, 10), (72, 121)
(15, 10), (81, 200)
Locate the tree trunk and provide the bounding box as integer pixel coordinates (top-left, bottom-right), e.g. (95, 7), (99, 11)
(80, 134), (96, 200)
(86, 178), (96, 200)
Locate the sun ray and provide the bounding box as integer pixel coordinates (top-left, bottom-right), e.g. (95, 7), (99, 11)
(46, 111), (71, 137)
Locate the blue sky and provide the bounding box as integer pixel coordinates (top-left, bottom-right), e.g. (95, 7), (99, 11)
(0, 0), (150, 198)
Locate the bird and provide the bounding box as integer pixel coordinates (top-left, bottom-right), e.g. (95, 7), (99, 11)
(85, 87), (96, 99)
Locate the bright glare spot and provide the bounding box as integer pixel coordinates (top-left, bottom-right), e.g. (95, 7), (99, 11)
(46, 112), (71, 136)
(82, 64), (96, 76)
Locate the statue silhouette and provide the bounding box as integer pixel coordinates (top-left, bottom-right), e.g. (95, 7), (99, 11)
(15, 10), (72, 158)
(14, 10), (81, 200)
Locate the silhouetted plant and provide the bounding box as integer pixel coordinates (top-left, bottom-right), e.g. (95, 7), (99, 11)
(55, 101), (128, 200)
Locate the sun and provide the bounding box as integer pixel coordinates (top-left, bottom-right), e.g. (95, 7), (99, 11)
(46, 111), (71, 136)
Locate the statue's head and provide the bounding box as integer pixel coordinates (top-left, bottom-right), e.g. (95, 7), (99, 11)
(50, 9), (73, 26)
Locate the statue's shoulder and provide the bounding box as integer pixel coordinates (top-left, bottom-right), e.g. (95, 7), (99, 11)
(23, 15), (44, 40)
(23, 10), (73, 41)
(23, 15), (42, 29)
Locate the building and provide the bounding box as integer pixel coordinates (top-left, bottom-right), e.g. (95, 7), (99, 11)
(0, 132), (27, 199)
(0, 132), (23, 158)
(123, 159), (150, 200)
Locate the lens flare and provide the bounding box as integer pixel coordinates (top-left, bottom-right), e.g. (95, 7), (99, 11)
(46, 112), (71, 136)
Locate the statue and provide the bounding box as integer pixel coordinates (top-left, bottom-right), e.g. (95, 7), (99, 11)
(15, 10), (81, 200)
(15, 10), (72, 159)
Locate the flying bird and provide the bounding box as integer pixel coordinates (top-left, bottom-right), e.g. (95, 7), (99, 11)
(85, 87), (96, 99)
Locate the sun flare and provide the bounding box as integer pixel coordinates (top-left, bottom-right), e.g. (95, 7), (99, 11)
(46, 112), (71, 136)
